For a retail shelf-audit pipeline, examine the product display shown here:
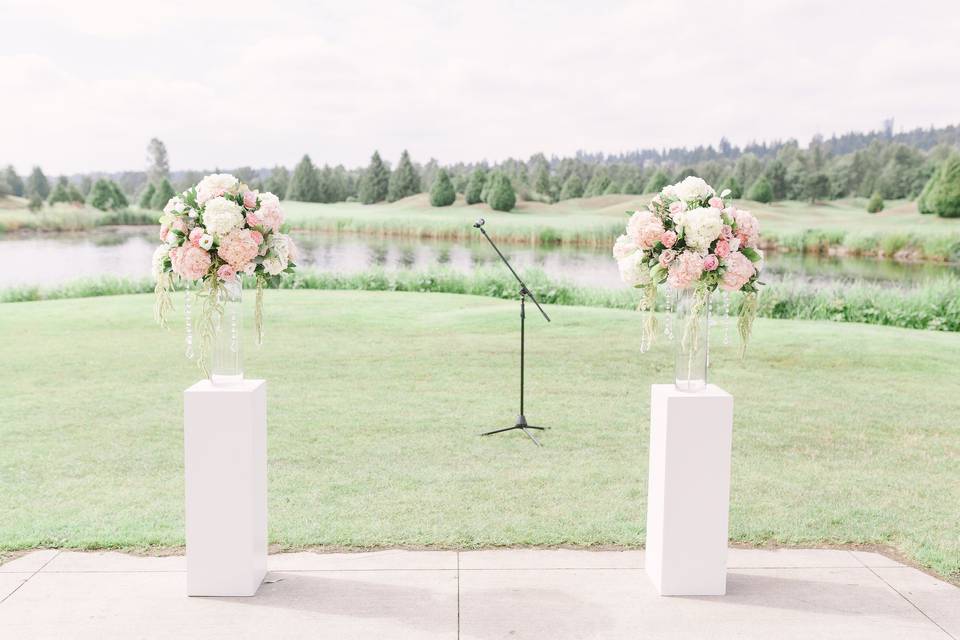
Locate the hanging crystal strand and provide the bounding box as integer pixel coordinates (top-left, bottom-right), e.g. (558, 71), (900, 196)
(722, 290), (731, 346)
(229, 300), (239, 354)
(664, 289), (674, 340)
(184, 288), (195, 359)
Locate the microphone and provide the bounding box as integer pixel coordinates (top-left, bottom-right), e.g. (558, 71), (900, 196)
(473, 218), (485, 229)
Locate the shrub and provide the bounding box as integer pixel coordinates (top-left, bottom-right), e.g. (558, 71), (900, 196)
(643, 170), (670, 194)
(358, 151), (390, 204)
(139, 183), (156, 209)
(720, 175), (743, 199)
(930, 155), (960, 218)
(917, 164), (941, 214)
(48, 180), (72, 205)
(867, 192), (884, 213)
(429, 169), (456, 207)
(27, 194), (43, 212)
(387, 150), (421, 202)
(485, 173), (516, 212)
(465, 168), (487, 205)
(287, 154), (322, 202)
(559, 174), (584, 200)
(89, 179), (127, 211)
(747, 176), (773, 203)
(150, 179), (175, 210)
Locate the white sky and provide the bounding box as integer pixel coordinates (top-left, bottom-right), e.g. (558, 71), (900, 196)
(3, 0), (959, 175)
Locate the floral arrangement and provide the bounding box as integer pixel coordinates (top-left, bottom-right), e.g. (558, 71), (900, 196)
(612, 176), (763, 354)
(153, 173), (298, 371)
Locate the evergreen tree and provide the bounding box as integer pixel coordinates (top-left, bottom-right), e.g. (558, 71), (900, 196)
(643, 169), (670, 194)
(719, 175), (743, 199)
(387, 150), (421, 202)
(139, 183), (157, 209)
(866, 192), (884, 213)
(584, 171), (611, 197)
(621, 177), (644, 194)
(89, 179), (116, 211)
(929, 155), (960, 218)
(3, 166), (24, 197)
(465, 167), (487, 204)
(603, 180), (622, 195)
(485, 172), (516, 212)
(146, 138), (170, 185)
(674, 167), (696, 182)
(66, 184), (85, 204)
(559, 174), (585, 200)
(804, 171), (830, 203)
(287, 154), (322, 202)
(429, 169), (456, 207)
(27, 166), (50, 199)
(28, 194), (43, 212)
(265, 166), (290, 199)
(110, 182), (129, 208)
(48, 177), (71, 205)
(747, 176), (774, 203)
(917, 163), (941, 214)
(763, 159), (788, 200)
(358, 151), (390, 204)
(151, 179), (175, 210)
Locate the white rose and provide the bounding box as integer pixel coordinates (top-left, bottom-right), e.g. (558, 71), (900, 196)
(151, 245), (169, 281)
(263, 256), (285, 276)
(243, 262), (256, 276)
(672, 176), (715, 203)
(165, 229), (179, 246)
(196, 173), (239, 204)
(617, 250), (651, 287)
(679, 207), (723, 252)
(199, 234), (213, 250)
(202, 197), (244, 237)
(258, 192), (281, 212)
(163, 197), (185, 215)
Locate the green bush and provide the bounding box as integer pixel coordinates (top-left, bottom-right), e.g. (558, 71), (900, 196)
(27, 194), (43, 212)
(929, 155), (960, 218)
(387, 150), (421, 202)
(358, 151), (390, 204)
(747, 176), (773, 203)
(867, 192), (884, 213)
(139, 183), (156, 209)
(429, 169), (456, 207)
(89, 179), (127, 211)
(720, 175), (743, 199)
(559, 174), (584, 200)
(151, 179), (175, 210)
(643, 170), (670, 194)
(465, 168), (487, 205)
(485, 173), (516, 212)
(917, 164), (940, 214)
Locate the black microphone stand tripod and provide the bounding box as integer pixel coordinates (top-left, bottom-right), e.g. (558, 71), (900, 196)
(473, 218), (551, 446)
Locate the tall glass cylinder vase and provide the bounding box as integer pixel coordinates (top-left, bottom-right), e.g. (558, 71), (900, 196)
(210, 278), (244, 386)
(674, 287), (710, 393)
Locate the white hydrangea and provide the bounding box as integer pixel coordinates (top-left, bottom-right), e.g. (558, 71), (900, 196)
(679, 207), (723, 252)
(163, 196), (185, 215)
(617, 250), (651, 287)
(151, 245), (169, 281)
(196, 173), (239, 204)
(671, 176), (715, 203)
(612, 233), (638, 261)
(263, 256), (285, 276)
(202, 197), (244, 237)
(258, 191), (281, 213)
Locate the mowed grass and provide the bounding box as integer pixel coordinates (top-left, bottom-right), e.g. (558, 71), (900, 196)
(0, 291), (958, 581)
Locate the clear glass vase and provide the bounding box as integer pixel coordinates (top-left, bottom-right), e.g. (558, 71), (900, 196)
(210, 278), (244, 386)
(674, 288), (710, 393)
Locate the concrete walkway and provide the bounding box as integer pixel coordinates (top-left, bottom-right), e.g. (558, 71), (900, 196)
(1, 548), (957, 639)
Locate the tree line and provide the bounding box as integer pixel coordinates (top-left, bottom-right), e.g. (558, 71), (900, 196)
(3, 121), (959, 216)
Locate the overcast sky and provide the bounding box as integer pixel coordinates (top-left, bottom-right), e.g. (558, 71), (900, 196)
(3, 0), (959, 175)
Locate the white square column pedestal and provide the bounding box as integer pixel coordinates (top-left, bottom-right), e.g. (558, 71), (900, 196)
(184, 379), (267, 597)
(645, 384), (733, 596)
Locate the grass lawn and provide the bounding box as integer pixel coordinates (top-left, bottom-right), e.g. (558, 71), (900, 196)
(0, 291), (957, 582)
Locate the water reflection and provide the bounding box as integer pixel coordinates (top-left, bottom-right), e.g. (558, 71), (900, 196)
(0, 228), (955, 289)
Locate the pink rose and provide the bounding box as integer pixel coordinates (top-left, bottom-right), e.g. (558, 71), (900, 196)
(720, 251), (756, 291)
(170, 244), (212, 281)
(721, 225), (734, 240)
(666, 251), (705, 289)
(714, 239), (731, 259)
(733, 209), (760, 248)
(217, 264), (237, 282)
(246, 211), (263, 227)
(669, 201), (686, 216)
(159, 224), (169, 242)
(172, 218), (187, 233)
(660, 230), (678, 248)
(188, 227), (204, 248)
(703, 254), (719, 271)
(217, 229), (260, 269)
(658, 250), (676, 267)
(708, 196), (724, 209)
(242, 190), (258, 209)
(249, 230), (264, 246)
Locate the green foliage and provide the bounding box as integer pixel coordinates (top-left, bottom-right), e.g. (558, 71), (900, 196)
(3, 165), (24, 197)
(747, 176), (774, 203)
(804, 172), (831, 203)
(387, 150), (421, 202)
(621, 177), (643, 194)
(643, 170), (670, 194)
(559, 174), (584, 200)
(358, 151), (390, 204)
(89, 179), (127, 211)
(917, 164), (940, 214)
(485, 172), (516, 212)
(0, 176), (10, 197)
(26, 166), (50, 199)
(720, 175), (743, 199)
(465, 167), (487, 205)
(265, 166), (290, 199)
(150, 179), (175, 210)
(287, 154), (322, 202)
(66, 184), (84, 204)
(429, 169), (456, 207)
(47, 179), (72, 205)
(27, 194), (43, 212)
(138, 183), (157, 209)
(584, 171), (611, 197)
(867, 192), (884, 213)
(928, 155), (960, 218)
(145, 138), (170, 185)
(532, 162), (552, 200)
(763, 159), (788, 200)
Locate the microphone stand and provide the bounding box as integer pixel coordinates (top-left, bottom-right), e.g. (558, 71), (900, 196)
(473, 219), (551, 446)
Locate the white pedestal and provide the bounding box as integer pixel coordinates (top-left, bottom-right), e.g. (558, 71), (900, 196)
(645, 384), (733, 596)
(184, 379), (267, 596)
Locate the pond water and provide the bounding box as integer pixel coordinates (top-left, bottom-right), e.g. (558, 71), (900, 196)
(1, 228), (956, 290)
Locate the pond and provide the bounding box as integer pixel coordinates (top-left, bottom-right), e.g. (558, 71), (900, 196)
(1, 228), (956, 290)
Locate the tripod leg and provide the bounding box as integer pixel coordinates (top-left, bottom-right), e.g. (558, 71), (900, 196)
(520, 427), (542, 447)
(524, 425), (545, 430)
(481, 425), (522, 436)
